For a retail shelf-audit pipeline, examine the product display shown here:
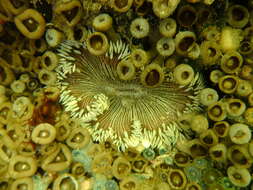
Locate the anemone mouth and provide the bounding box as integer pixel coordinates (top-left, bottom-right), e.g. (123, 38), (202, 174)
(55, 40), (204, 151)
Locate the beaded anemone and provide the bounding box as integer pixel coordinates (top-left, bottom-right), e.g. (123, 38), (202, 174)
(55, 40), (204, 151)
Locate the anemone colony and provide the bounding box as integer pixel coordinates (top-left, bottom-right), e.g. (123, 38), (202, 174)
(0, 0), (253, 190)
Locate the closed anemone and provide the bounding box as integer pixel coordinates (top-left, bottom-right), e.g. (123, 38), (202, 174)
(55, 40), (204, 151)
(202, 168), (222, 184)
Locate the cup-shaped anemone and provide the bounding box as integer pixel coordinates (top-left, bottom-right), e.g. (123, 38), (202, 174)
(207, 101), (227, 121)
(199, 129), (218, 147)
(248, 141), (253, 157)
(227, 4), (249, 28)
(86, 32), (109, 56)
(152, 0), (180, 19)
(66, 127), (91, 149)
(0, 142), (16, 162)
(30, 38), (47, 53)
(0, 179), (9, 190)
(134, 0), (152, 16)
(26, 77), (39, 91)
(17, 142), (36, 157)
(239, 41), (253, 55)
(55, 39), (204, 151)
(165, 57), (177, 70)
(40, 142), (59, 157)
(3, 124), (24, 149)
(227, 145), (252, 168)
(240, 65), (253, 80)
(218, 75), (239, 95)
(156, 37), (175, 56)
(188, 139), (208, 158)
(227, 166), (251, 187)
(0, 58), (14, 86)
(41, 143), (72, 172)
(55, 120), (71, 142)
(130, 17), (149, 39)
(209, 69), (224, 84)
(0, 102), (12, 125)
(9, 155), (37, 178)
(10, 177), (34, 190)
(209, 143), (227, 162)
(236, 79), (252, 97)
(243, 26), (253, 40)
(38, 69), (57, 86)
(178, 113), (196, 130)
(220, 51), (243, 74)
(244, 107), (253, 124)
(132, 156), (148, 173)
(10, 80), (25, 93)
(112, 156), (131, 179)
(174, 152), (190, 167)
(92, 13), (113, 32)
(200, 26), (220, 42)
(185, 182), (202, 190)
(212, 121), (230, 138)
(117, 59), (136, 81)
(110, 0), (133, 12)
(2, 0), (28, 15)
(229, 123), (251, 145)
(31, 123), (56, 145)
(196, 6), (212, 26)
(41, 51), (59, 71)
(45, 28), (64, 47)
(226, 98), (246, 117)
(123, 148), (139, 161)
(71, 162), (85, 177)
(67, 23), (89, 44)
(130, 48), (152, 68)
(167, 168), (187, 190)
(14, 9), (46, 39)
(199, 88), (219, 107)
(11, 96), (34, 122)
(176, 5), (197, 28)
(140, 63), (165, 87)
(173, 64), (194, 86)
(175, 31), (196, 56)
(53, 173), (79, 190)
(43, 86), (60, 102)
(200, 41), (221, 66)
(159, 18), (177, 38)
(248, 93), (253, 106)
(55, 0), (82, 27)
(119, 176), (140, 190)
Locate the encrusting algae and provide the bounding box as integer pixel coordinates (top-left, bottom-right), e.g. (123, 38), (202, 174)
(0, 0), (253, 189)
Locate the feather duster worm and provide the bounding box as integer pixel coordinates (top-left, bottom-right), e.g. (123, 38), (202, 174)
(55, 40), (204, 151)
